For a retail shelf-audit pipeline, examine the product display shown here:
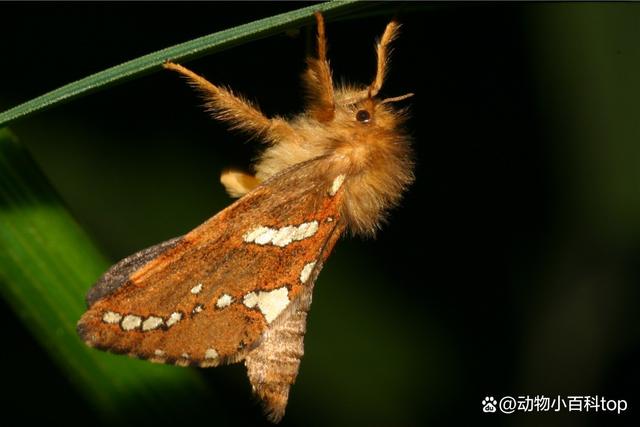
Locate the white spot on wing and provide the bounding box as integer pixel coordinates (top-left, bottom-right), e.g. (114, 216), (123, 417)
(243, 226), (269, 243)
(205, 348), (219, 359)
(166, 312), (182, 327)
(258, 287), (290, 323)
(216, 294), (234, 309)
(174, 353), (190, 367)
(190, 283), (203, 294)
(243, 292), (258, 308)
(244, 221), (319, 247)
(242, 287), (290, 324)
(293, 221), (319, 241)
(329, 174), (346, 196)
(142, 316), (164, 331)
(271, 225), (297, 247)
(192, 304), (204, 314)
(300, 261), (317, 284)
(254, 227), (277, 245)
(121, 314), (142, 331)
(293, 222), (310, 240)
(102, 311), (122, 324)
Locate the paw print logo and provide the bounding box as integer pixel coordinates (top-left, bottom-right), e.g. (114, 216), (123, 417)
(482, 396), (497, 413)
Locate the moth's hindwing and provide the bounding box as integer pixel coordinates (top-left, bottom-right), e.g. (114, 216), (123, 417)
(77, 159), (346, 367)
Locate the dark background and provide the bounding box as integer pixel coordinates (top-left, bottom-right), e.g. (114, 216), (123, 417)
(1, 2), (639, 427)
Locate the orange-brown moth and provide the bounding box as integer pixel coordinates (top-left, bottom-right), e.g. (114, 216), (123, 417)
(77, 13), (414, 423)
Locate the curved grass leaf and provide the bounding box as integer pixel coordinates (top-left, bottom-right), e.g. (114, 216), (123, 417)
(0, 1), (373, 127)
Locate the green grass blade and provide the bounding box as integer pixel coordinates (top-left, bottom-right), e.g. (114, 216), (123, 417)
(0, 1), (371, 127)
(0, 128), (211, 423)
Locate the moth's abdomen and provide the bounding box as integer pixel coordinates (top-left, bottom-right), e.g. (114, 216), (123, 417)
(245, 286), (312, 423)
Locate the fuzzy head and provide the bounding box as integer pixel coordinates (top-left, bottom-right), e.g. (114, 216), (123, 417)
(295, 13), (415, 236)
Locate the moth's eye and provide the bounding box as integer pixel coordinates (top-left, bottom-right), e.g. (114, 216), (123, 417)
(355, 110), (371, 123)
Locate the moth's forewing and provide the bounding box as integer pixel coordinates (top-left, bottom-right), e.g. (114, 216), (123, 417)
(77, 159), (346, 367)
(85, 237), (183, 307)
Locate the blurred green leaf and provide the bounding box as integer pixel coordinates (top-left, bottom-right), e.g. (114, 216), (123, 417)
(0, 128), (211, 423)
(0, 1), (370, 127)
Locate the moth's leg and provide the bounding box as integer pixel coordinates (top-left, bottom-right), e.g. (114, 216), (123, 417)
(164, 62), (294, 143)
(302, 12), (335, 122)
(220, 169), (260, 198)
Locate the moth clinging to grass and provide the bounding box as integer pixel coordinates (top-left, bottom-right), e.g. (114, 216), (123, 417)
(77, 12), (414, 422)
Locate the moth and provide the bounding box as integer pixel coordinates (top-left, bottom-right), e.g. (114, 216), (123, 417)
(77, 12), (414, 423)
